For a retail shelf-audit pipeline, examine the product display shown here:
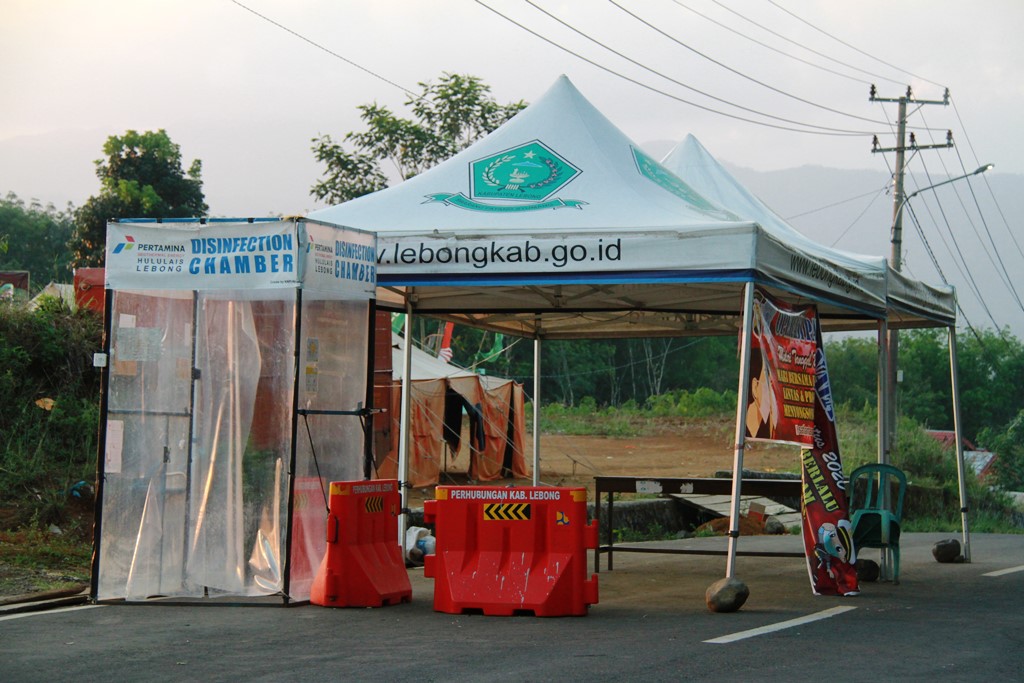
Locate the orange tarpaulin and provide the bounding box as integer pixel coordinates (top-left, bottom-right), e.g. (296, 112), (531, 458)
(376, 372), (528, 488)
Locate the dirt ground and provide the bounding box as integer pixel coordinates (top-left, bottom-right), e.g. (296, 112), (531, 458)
(407, 419), (801, 506)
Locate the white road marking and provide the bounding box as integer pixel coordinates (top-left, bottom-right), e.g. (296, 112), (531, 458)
(704, 605), (857, 644)
(982, 564), (1024, 577)
(0, 604), (100, 622)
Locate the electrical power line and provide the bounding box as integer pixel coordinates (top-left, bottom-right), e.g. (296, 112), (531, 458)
(765, 0), (947, 90)
(950, 97), (1024, 262)
(918, 154), (1024, 317)
(521, 0), (883, 134)
(914, 122), (1022, 311)
(474, 0), (869, 136)
(785, 186), (887, 220)
(906, 187), (1002, 331)
(904, 202), (1001, 331)
(708, 0), (908, 89)
(828, 186), (889, 248)
(606, 0), (903, 129)
(944, 147), (1024, 313)
(520, 0), (944, 137)
(229, 0), (416, 97)
(910, 164), (985, 300)
(669, 0), (871, 86)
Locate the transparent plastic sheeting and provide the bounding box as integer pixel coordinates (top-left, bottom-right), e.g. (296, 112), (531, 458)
(289, 296), (369, 599)
(97, 290), (369, 601)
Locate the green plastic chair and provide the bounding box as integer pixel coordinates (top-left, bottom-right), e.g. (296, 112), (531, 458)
(849, 463), (907, 584)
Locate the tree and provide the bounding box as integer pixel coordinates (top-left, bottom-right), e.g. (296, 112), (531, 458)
(824, 336), (880, 410)
(978, 409), (1024, 490)
(954, 329), (1024, 441)
(0, 193), (75, 288)
(69, 130), (207, 268)
(311, 73), (526, 204)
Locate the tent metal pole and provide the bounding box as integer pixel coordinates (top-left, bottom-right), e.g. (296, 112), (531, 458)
(876, 318), (893, 575)
(948, 326), (972, 562)
(726, 281), (756, 578)
(533, 334), (541, 486)
(877, 319), (889, 465)
(89, 286), (115, 600)
(397, 299), (415, 550)
(283, 289), (303, 602)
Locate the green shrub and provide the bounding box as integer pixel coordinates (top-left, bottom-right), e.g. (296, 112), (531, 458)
(979, 409), (1024, 491)
(645, 388), (737, 418)
(0, 301), (102, 526)
(831, 403), (1018, 531)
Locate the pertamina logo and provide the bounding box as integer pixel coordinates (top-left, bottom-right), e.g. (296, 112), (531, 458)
(425, 140), (585, 213)
(111, 235), (136, 254)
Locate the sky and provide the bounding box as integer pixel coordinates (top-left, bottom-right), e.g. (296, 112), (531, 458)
(3, 0), (1022, 218)
(3, 0), (1024, 339)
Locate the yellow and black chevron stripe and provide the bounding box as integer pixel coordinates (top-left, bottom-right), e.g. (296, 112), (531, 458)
(483, 503), (531, 521)
(364, 496), (384, 513)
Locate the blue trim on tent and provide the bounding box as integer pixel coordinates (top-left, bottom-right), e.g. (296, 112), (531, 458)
(378, 268), (754, 287)
(114, 217), (283, 224)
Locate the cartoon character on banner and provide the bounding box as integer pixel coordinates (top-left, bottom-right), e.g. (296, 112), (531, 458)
(813, 520), (856, 581)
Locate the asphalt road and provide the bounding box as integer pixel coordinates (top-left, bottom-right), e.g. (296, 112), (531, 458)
(3, 532), (1022, 682)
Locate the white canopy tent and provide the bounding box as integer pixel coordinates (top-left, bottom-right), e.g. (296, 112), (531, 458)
(310, 76), (968, 578)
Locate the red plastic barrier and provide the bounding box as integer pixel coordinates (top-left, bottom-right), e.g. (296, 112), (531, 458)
(310, 479), (412, 608)
(423, 486), (598, 617)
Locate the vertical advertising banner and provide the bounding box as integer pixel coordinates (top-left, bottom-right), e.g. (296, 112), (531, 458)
(800, 319), (859, 596)
(744, 288), (817, 446)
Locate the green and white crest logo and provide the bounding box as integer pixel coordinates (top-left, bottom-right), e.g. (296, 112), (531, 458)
(631, 146), (739, 221)
(472, 141), (580, 202)
(425, 140), (585, 212)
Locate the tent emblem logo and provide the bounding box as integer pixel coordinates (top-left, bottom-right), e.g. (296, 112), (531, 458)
(424, 140), (586, 212)
(631, 147), (739, 221)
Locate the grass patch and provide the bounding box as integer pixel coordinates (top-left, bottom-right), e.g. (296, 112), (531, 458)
(538, 400), (648, 437)
(613, 522), (676, 543)
(0, 525), (91, 595)
(902, 511), (1022, 534)
(534, 392), (739, 439)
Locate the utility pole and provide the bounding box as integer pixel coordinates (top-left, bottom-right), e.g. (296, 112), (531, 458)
(869, 84), (951, 461)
